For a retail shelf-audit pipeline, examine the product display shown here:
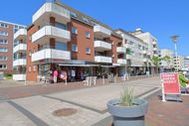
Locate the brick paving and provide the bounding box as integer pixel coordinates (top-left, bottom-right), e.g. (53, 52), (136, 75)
(106, 92), (189, 126)
(0, 76), (159, 100)
(146, 93), (189, 126)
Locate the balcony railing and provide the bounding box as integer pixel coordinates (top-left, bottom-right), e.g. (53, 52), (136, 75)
(13, 59), (26, 67)
(31, 49), (71, 62)
(94, 25), (112, 38)
(94, 40), (112, 51)
(94, 56), (112, 63)
(14, 29), (27, 40)
(152, 41), (157, 45)
(143, 58), (147, 62)
(117, 47), (126, 54)
(13, 43), (27, 53)
(32, 3), (70, 25)
(117, 59), (127, 65)
(32, 25), (70, 44)
(126, 54), (132, 60)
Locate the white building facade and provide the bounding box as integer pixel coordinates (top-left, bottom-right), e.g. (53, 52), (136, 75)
(131, 28), (160, 74)
(160, 49), (174, 70)
(13, 29), (27, 81)
(115, 29), (149, 76)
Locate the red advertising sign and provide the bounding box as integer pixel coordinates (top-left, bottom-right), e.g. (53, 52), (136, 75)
(160, 73), (180, 94)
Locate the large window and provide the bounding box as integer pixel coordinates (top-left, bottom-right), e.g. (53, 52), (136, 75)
(55, 22), (67, 30)
(55, 42), (67, 51)
(0, 48), (8, 52)
(0, 56), (7, 61)
(72, 44), (78, 52)
(0, 64), (7, 70)
(0, 39), (8, 44)
(0, 31), (8, 36)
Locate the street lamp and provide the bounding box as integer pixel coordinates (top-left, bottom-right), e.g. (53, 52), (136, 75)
(171, 35), (179, 72)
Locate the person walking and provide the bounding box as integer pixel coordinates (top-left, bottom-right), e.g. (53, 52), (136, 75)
(53, 70), (58, 83)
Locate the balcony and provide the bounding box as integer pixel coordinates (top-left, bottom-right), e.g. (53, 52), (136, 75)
(117, 59), (127, 65)
(152, 41), (157, 45)
(153, 47), (157, 51)
(94, 25), (112, 38)
(142, 50), (147, 54)
(31, 49), (71, 62)
(94, 40), (112, 51)
(143, 58), (147, 62)
(32, 26), (70, 44)
(117, 47), (126, 54)
(126, 54), (132, 60)
(13, 74), (26, 81)
(14, 29), (27, 40)
(94, 56), (112, 63)
(13, 43), (27, 53)
(13, 59), (26, 67)
(32, 3), (70, 25)
(124, 43), (130, 48)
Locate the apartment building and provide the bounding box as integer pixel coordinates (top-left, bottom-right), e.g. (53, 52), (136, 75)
(26, 1), (127, 83)
(184, 57), (189, 70)
(0, 20), (26, 74)
(13, 29), (27, 81)
(160, 49), (174, 70)
(115, 29), (149, 76)
(131, 28), (159, 74)
(174, 56), (184, 71)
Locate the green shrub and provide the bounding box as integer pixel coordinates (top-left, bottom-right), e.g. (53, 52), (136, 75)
(120, 87), (135, 106)
(4, 74), (12, 79)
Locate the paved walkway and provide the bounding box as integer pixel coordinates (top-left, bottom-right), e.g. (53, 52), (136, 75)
(146, 93), (189, 126)
(0, 77), (161, 126)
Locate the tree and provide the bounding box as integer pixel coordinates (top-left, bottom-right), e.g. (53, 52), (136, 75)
(161, 55), (172, 70)
(150, 55), (161, 74)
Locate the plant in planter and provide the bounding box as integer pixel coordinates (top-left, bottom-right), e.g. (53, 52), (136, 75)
(107, 88), (148, 126)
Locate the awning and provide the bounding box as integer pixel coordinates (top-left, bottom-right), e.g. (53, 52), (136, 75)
(59, 64), (99, 67)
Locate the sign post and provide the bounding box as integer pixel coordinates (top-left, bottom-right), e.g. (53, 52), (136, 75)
(160, 73), (181, 102)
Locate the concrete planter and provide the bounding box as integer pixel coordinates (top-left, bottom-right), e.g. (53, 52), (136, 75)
(107, 99), (148, 126)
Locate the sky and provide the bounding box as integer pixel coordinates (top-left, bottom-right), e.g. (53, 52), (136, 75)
(0, 0), (188, 56)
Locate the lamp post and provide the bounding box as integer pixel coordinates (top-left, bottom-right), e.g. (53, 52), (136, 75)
(171, 35), (179, 72)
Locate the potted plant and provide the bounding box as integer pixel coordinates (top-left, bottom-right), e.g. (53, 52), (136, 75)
(107, 88), (148, 126)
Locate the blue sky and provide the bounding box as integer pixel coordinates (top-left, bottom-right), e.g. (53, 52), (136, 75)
(1, 0), (188, 56)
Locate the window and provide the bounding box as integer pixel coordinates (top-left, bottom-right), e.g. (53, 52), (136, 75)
(72, 44), (78, 52)
(14, 29), (18, 33)
(71, 27), (78, 34)
(0, 64), (7, 70)
(82, 17), (89, 23)
(86, 48), (91, 54)
(0, 48), (8, 52)
(55, 42), (67, 51)
(0, 56), (7, 61)
(85, 31), (90, 39)
(0, 39), (8, 44)
(70, 12), (77, 18)
(14, 25), (19, 29)
(55, 22), (67, 30)
(0, 23), (8, 28)
(0, 31), (8, 36)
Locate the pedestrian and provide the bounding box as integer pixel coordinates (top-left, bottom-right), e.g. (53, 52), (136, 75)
(53, 70), (58, 83)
